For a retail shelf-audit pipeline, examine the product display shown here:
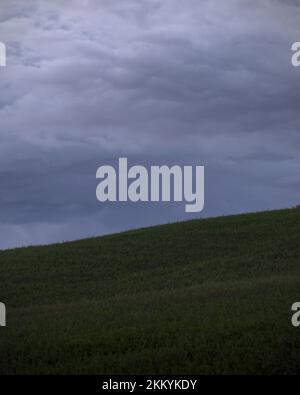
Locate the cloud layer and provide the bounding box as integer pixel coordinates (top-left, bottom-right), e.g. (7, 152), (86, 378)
(0, 0), (300, 248)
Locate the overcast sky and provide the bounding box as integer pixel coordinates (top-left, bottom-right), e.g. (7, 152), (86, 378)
(0, 0), (299, 249)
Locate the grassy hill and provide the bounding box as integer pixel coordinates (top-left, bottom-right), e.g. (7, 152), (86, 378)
(0, 208), (300, 374)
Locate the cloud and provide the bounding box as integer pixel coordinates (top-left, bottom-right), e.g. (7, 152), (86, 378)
(0, 0), (300, 248)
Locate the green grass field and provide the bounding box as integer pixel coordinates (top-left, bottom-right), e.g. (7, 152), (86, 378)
(0, 208), (300, 374)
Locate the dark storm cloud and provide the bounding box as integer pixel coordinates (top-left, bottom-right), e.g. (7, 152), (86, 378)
(0, 0), (300, 249)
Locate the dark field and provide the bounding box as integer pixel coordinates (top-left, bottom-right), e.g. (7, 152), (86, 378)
(0, 208), (300, 374)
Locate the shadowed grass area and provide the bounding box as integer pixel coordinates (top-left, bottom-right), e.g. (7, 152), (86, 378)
(0, 208), (300, 374)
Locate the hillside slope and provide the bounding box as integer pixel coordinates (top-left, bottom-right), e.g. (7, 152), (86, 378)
(0, 208), (300, 374)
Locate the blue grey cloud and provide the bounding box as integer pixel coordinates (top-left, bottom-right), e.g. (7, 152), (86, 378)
(0, 0), (300, 249)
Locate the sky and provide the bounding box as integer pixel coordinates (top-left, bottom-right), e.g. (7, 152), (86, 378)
(0, 0), (300, 249)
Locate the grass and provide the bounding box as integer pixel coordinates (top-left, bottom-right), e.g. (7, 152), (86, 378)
(0, 208), (300, 374)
